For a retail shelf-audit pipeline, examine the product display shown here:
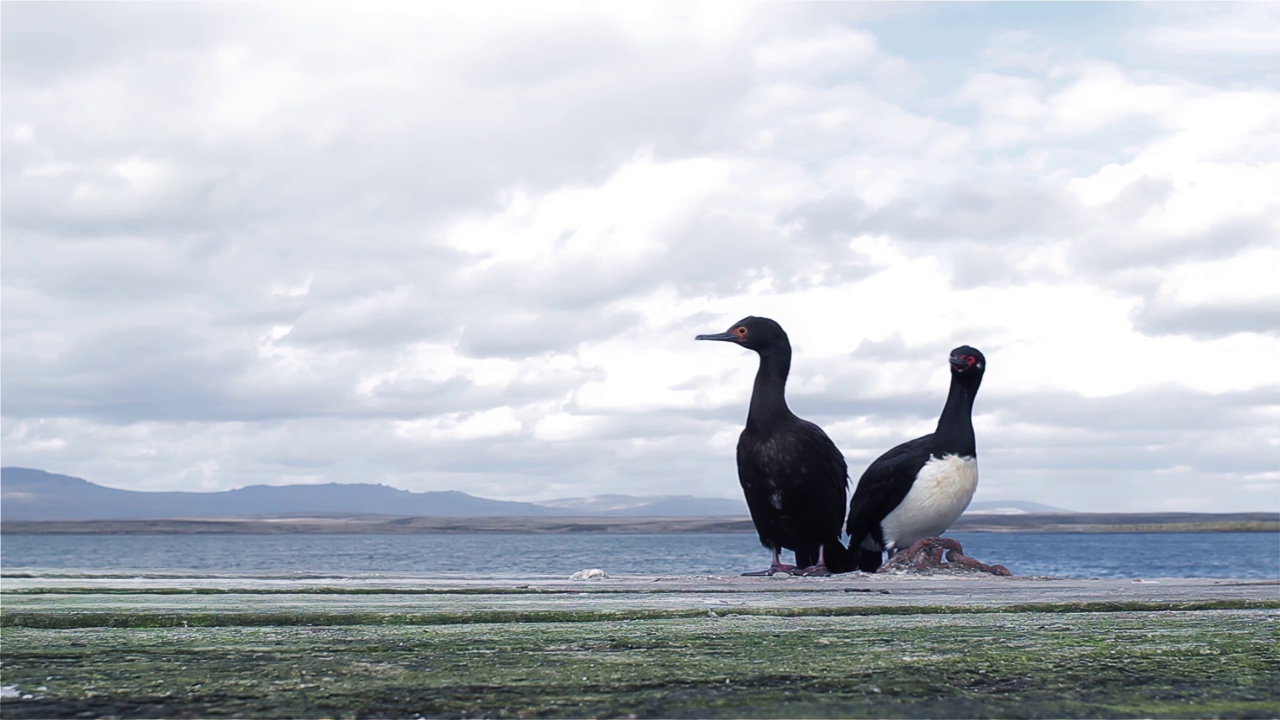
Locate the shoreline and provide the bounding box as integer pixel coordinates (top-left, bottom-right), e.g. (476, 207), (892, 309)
(2, 512), (1278, 535)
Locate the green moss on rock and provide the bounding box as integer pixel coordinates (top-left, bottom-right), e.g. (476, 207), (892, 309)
(3, 610), (1277, 718)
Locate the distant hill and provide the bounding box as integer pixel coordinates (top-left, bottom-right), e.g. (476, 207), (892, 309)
(1, 467), (1073, 523)
(539, 494), (749, 517)
(1, 468), (754, 522)
(966, 500), (1071, 515)
(0, 468), (563, 521)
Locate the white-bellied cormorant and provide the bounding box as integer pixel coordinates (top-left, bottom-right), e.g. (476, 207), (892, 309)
(846, 345), (987, 572)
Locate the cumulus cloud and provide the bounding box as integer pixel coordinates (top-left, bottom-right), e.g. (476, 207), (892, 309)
(1141, 4), (1280, 56)
(3, 3), (1278, 512)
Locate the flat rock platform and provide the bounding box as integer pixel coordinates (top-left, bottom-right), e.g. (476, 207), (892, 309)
(2, 570), (1277, 718)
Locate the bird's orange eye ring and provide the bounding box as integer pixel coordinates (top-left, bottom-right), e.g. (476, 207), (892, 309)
(965, 356), (977, 366)
(734, 327), (748, 337)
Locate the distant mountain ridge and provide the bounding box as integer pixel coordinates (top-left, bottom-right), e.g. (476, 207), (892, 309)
(964, 501), (1069, 515)
(0, 467), (1067, 522)
(539, 494), (750, 516)
(0, 468), (753, 521)
(0, 468), (564, 521)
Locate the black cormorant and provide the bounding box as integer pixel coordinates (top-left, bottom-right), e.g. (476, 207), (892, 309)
(696, 316), (850, 576)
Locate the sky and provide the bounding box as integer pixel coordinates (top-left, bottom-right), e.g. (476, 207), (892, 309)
(2, 2), (1278, 513)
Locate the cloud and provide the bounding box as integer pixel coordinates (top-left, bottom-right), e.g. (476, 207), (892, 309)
(1129, 245), (1280, 340)
(3, 3), (1278, 513)
(1141, 4), (1280, 56)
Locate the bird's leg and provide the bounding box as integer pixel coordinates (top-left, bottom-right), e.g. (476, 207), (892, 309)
(799, 545), (832, 577)
(742, 547), (798, 576)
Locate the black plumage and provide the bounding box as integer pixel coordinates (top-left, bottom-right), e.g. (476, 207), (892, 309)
(846, 345), (986, 572)
(697, 316), (850, 576)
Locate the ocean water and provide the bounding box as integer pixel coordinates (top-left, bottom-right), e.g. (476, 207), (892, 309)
(2, 531), (1277, 579)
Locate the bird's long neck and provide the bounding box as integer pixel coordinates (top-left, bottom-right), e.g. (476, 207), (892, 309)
(747, 346), (792, 429)
(934, 376), (978, 458)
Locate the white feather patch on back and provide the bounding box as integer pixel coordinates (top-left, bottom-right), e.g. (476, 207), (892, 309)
(880, 454), (978, 550)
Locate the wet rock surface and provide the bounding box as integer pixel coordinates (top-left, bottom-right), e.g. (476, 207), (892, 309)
(2, 571), (1278, 718)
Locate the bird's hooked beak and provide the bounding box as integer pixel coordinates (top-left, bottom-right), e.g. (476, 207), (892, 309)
(949, 355), (968, 370)
(696, 331), (741, 343)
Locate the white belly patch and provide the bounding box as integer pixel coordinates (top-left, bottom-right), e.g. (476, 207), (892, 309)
(880, 454), (978, 550)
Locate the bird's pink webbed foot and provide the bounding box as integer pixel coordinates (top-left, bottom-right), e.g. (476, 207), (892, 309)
(742, 548), (799, 576)
(798, 546), (832, 576)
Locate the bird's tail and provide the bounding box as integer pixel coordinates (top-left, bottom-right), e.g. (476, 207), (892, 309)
(855, 546), (884, 573)
(822, 540), (858, 574)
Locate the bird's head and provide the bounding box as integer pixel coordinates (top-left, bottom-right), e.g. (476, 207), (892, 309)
(695, 316), (789, 353)
(948, 345), (986, 383)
